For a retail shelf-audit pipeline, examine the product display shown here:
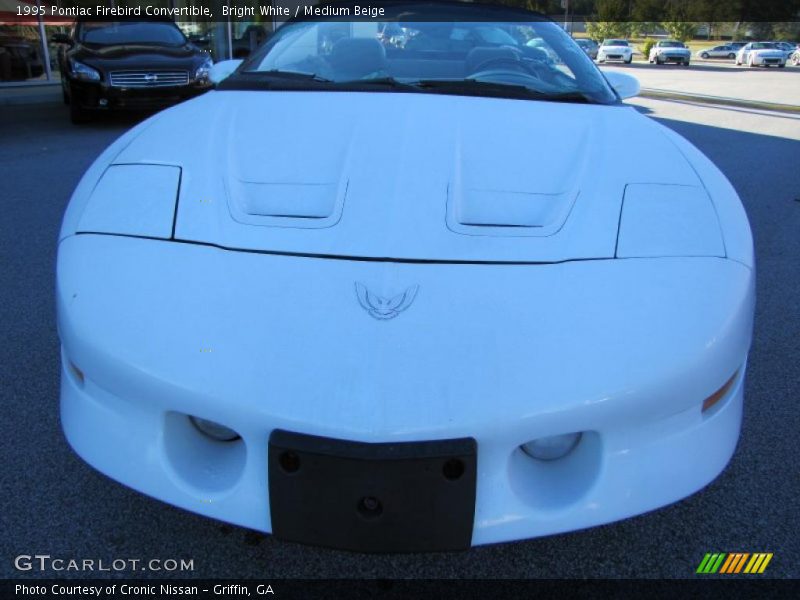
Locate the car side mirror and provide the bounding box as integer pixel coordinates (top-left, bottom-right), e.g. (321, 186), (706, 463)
(50, 33), (73, 46)
(603, 70), (640, 100)
(209, 59), (243, 85)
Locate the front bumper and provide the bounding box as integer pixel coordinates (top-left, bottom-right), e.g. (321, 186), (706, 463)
(752, 55), (785, 66)
(69, 79), (210, 111)
(656, 53), (690, 63)
(599, 53), (630, 62)
(57, 234), (754, 550)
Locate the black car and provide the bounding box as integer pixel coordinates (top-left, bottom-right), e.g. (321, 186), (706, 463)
(51, 19), (213, 123)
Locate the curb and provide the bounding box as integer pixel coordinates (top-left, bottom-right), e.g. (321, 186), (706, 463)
(639, 88), (800, 114)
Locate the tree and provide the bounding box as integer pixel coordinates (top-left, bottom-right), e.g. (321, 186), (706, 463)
(585, 0), (633, 40)
(662, 21), (697, 41)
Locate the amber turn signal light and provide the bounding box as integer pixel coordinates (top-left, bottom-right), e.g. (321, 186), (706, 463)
(702, 371), (739, 413)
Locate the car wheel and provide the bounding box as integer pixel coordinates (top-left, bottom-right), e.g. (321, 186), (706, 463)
(701, 52), (709, 59)
(779, 63), (785, 68)
(624, 55), (632, 64)
(728, 53), (736, 59)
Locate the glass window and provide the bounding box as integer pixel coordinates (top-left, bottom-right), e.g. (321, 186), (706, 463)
(78, 22), (187, 46)
(234, 6), (617, 104)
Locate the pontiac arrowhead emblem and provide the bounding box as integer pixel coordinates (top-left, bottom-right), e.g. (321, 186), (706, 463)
(355, 283), (418, 320)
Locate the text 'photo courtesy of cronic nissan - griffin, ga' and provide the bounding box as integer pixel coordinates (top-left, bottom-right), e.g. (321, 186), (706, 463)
(56, 0), (754, 553)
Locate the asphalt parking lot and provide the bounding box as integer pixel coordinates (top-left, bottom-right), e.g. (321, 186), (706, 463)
(602, 59), (800, 106)
(1, 75), (799, 579)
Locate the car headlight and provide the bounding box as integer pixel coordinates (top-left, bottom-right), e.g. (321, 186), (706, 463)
(69, 59), (100, 82)
(194, 56), (213, 82)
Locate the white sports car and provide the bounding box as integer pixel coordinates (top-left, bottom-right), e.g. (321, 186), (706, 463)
(649, 40), (691, 65)
(736, 42), (787, 67)
(597, 39), (633, 63)
(57, 2), (755, 553)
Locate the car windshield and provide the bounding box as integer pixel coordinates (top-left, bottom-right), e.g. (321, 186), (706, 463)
(751, 42), (776, 49)
(232, 3), (616, 104)
(78, 22), (186, 46)
(661, 41), (684, 48)
(603, 40), (628, 46)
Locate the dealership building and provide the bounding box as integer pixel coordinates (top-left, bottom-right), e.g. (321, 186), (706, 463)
(0, 0), (314, 86)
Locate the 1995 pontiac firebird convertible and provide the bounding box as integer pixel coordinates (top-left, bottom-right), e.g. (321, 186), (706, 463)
(57, 1), (755, 553)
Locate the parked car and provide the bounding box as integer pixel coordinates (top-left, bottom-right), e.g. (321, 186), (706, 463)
(697, 45), (737, 60)
(51, 18), (213, 123)
(57, 1), (754, 553)
(735, 42), (787, 68)
(649, 40), (691, 65)
(0, 35), (44, 81)
(597, 39), (633, 63)
(575, 38), (598, 59)
(770, 41), (797, 59)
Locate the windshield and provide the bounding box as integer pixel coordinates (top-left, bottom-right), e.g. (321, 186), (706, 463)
(232, 5), (616, 104)
(603, 40), (628, 47)
(78, 22), (187, 46)
(660, 41), (685, 48)
(751, 42), (776, 50)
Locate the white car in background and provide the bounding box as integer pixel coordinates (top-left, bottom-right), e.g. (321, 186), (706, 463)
(736, 42), (787, 68)
(597, 39), (633, 63)
(649, 40), (691, 65)
(771, 41), (796, 59)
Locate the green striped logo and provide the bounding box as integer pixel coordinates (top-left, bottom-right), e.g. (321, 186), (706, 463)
(696, 553), (773, 574)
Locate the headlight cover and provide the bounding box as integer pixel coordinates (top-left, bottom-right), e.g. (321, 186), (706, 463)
(69, 59), (100, 82)
(76, 164), (181, 239)
(616, 184), (725, 258)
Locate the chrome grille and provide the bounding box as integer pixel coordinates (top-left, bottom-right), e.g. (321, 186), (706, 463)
(109, 70), (189, 88)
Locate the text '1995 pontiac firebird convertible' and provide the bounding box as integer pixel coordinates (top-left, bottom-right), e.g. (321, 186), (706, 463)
(57, 1), (754, 553)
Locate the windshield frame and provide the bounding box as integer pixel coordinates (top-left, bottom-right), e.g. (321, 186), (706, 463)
(225, 2), (618, 105)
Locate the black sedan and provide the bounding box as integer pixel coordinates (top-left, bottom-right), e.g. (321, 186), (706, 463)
(51, 20), (213, 123)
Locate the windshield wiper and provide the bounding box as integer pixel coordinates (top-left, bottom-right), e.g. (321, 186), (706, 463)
(410, 79), (595, 103)
(245, 69), (334, 83)
(336, 76), (421, 91)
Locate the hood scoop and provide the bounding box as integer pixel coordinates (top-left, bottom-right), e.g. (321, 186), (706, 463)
(445, 123), (585, 237)
(227, 179), (345, 228)
(449, 188), (578, 234)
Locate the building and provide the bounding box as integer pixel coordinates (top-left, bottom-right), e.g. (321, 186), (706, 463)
(0, 0), (312, 86)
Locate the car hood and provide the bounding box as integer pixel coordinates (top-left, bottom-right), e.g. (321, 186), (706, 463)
(111, 90), (703, 262)
(75, 43), (200, 69)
